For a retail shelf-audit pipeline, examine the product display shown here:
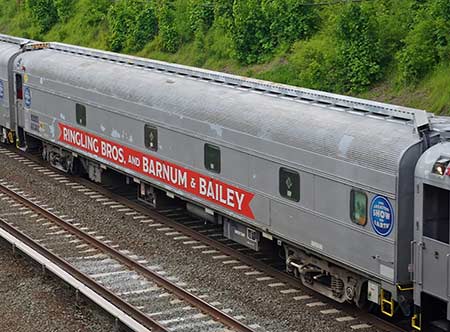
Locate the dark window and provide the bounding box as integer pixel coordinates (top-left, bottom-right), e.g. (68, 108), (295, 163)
(423, 184), (449, 244)
(204, 144), (220, 173)
(144, 125), (158, 151)
(76, 103), (86, 126)
(350, 190), (368, 226)
(247, 228), (257, 242)
(279, 168), (300, 202)
(15, 74), (23, 100)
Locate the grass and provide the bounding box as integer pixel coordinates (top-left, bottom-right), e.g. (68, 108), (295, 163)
(0, 0), (449, 114)
(361, 64), (450, 113)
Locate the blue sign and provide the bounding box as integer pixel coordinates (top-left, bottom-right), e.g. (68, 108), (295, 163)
(0, 80), (3, 100)
(24, 86), (31, 108)
(370, 196), (394, 237)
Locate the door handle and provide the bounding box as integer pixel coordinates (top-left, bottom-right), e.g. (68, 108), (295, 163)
(447, 254), (450, 298)
(417, 242), (423, 286)
(410, 240), (417, 282)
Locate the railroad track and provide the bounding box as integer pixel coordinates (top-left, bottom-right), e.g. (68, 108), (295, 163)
(102, 187), (410, 332)
(0, 145), (409, 332)
(0, 180), (257, 332)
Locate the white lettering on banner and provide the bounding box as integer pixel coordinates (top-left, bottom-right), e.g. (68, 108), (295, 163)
(63, 127), (99, 154)
(198, 177), (244, 210)
(142, 156), (188, 189)
(58, 123), (255, 220)
(101, 141), (125, 164)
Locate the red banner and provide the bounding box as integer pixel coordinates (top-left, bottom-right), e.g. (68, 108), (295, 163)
(58, 123), (255, 219)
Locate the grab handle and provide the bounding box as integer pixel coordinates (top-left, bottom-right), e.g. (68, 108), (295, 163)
(410, 240), (416, 282)
(447, 254), (450, 298)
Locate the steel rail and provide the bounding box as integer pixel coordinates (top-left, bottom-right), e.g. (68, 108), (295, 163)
(0, 182), (256, 332)
(0, 218), (167, 332)
(2, 145), (408, 332)
(80, 178), (407, 332)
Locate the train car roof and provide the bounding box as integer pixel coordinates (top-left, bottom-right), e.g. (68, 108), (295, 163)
(17, 45), (425, 177)
(0, 41), (22, 79)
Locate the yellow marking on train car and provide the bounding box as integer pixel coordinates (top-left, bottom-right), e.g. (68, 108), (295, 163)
(397, 283), (413, 291)
(380, 289), (394, 317)
(412, 313), (421, 330)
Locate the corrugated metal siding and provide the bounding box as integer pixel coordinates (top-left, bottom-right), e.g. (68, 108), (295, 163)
(0, 41), (19, 79)
(21, 50), (420, 174)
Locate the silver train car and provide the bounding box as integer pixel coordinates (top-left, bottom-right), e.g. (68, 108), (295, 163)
(0, 34), (449, 330)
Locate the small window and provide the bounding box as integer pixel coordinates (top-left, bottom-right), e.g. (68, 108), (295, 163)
(279, 168), (300, 202)
(423, 184), (449, 244)
(76, 103), (86, 126)
(15, 74), (23, 100)
(144, 125), (158, 151)
(350, 190), (367, 226)
(204, 144), (220, 173)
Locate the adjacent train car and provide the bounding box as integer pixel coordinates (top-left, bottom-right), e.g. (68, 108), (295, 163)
(413, 141), (450, 330)
(0, 34), (448, 330)
(0, 36), (29, 141)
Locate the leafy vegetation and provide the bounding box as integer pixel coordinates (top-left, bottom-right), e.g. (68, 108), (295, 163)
(26, 0), (58, 33)
(157, 0), (180, 53)
(397, 0), (450, 85)
(231, 0), (318, 64)
(335, 4), (381, 93)
(0, 0), (449, 113)
(107, 0), (157, 52)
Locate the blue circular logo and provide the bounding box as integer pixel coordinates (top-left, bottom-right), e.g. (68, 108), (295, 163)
(370, 196), (394, 237)
(0, 80), (4, 100)
(24, 86), (31, 108)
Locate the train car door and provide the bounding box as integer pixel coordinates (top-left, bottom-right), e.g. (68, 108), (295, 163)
(414, 182), (450, 329)
(14, 72), (26, 147)
(421, 184), (449, 295)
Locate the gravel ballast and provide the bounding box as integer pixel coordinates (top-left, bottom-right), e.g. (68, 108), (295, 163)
(0, 239), (115, 332)
(0, 148), (386, 332)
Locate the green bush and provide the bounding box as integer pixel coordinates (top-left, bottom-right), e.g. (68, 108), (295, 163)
(54, 0), (72, 23)
(84, 0), (111, 26)
(0, 0), (448, 114)
(204, 15), (235, 62)
(397, 19), (437, 84)
(232, 0), (270, 64)
(214, 0), (233, 20)
(431, 0), (450, 62)
(26, 0), (58, 33)
(334, 4), (382, 93)
(262, 0), (318, 44)
(293, 36), (338, 92)
(209, 0), (234, 52)
(157, 0), (179, 53)
(127, 3), (158, 52)
(107, 0), (129, 51)
(189, 0), (214, 34)
(107, 0), (157, 53)
(396, 0), (450, 85)
(373, 0), (413, 67)
(231, 0), (318, 65)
